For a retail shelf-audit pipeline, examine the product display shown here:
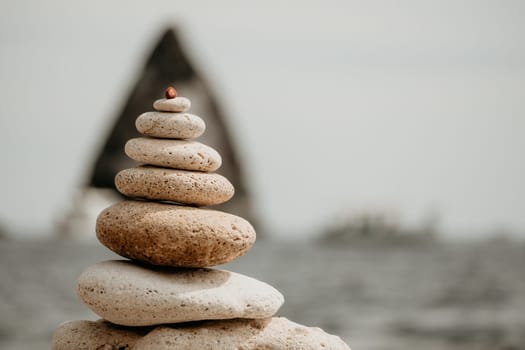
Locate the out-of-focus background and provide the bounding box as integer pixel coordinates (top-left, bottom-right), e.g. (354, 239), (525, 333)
(1, 1), (524, 349)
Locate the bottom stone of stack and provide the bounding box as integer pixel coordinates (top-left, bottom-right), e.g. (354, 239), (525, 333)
(52, 318), (351, 350)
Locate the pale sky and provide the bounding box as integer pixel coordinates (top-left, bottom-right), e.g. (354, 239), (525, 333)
(0, 0), (524, 238)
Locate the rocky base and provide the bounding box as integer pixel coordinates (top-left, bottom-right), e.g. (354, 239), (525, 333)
(52, 318), (350, 350)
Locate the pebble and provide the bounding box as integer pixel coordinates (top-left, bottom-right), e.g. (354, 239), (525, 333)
(76, 260), (284, 326)
(153, 97), (191, 112)
(52, 318), (351, 350)
(96, 201), (255, 267)
(125, 137), (221, 172)
(51, 320), (147, 350)
(115, 166), (234, 206)
(135, 111), (205, 139)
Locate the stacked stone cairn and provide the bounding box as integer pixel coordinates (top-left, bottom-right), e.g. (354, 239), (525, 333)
(52, 87), (351, 349)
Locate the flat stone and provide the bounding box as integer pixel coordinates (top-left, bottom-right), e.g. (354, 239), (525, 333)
(153, 97), (191, 112)
(96, 201), (255, 267)
(115, 166), (234, 206)
(125, 138), (221, 172)
(52, 318), (351, 350)
(76, 260), (284, 326)
(135, 111), (205, 139)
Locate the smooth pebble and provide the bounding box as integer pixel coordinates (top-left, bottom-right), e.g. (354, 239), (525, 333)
(153, 97), (191, 112)
(125, 138), (221, 172)
(135, 111), (205, 139)
(76, 260), (284, 326)
(115, 166), (234, 206)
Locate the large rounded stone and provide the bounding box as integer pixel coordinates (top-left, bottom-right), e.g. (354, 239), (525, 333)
(52, 318), (351, 350)
(76, 261), (284, 326)
(96, 201), (255, 267)
(115, 166), (234, 206)
(125, 138), (221, 172)
(135, 111), (205, 139)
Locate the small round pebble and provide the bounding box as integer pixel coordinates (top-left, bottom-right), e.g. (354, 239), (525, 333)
(125, 138), (222, 172)
(165, 86), (177, 99)
(153, 97), (191, 112)
(135, 111), (205, 139)
(115, 166), (234, 206)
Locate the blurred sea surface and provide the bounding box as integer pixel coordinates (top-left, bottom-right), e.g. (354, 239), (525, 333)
(0, 237), (524, 349)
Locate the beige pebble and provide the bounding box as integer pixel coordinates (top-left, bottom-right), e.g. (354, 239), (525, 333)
(125, 137), (221, 172)
(115, 166), (234, 206)
(96, 201), (255, 267)
(51, 320), (148, 350)
(153, 97), (191, 112)
(135, 111), (205, 139)
(76, 260), (284, 326)
(52, 318), (351, 350)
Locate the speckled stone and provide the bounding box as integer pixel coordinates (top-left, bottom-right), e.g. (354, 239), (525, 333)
(96, 201), (255, 267)
(125, 138), (221, 172)
(51, 320), (148, 350)
(52, 318), (351, 350)
(136, 317), (351, 350)
(76, 260), (284, 326)
(135, 111), (205, 139)
(115, 166), (234, 206)
(153, 97), (191, 112)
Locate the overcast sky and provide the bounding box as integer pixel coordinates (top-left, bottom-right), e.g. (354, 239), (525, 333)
(1, 0), (524, 238)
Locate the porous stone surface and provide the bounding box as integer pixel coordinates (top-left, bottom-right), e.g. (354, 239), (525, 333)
(125, 138), (221, 172)
(52, 318), (351, 350)
(76, 260), (284, 326)
(115, 166), (234, 206)
(137, 317), (351, 350)
(135, 111), (205, 139)
(96, 201), (254, 267)
(153, 97), (191, 112)
(51, 320), (149, 350)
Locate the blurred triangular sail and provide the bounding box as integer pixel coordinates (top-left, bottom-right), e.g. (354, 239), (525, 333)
(59, 27), (256, 237)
